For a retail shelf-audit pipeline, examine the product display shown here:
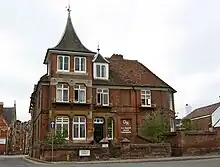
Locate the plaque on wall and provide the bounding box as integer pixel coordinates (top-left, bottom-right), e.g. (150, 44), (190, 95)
(79, 150), (90, 156)
(121, 119), (132, 134)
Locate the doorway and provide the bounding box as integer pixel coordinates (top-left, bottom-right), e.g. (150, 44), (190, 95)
(94, 118), (104, 143)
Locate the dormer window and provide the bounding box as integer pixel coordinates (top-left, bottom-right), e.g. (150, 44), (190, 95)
(57, 55), (70, 72)
(74, 57), (86, 73)
(94, 63), (109, 80)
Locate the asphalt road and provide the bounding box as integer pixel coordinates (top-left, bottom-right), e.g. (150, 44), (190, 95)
(1, 156), (220, 167)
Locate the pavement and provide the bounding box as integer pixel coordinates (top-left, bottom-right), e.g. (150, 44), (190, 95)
(1, 155), (220, 167)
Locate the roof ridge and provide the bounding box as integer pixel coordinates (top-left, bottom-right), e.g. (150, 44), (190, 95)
(194, 102), (220, 110)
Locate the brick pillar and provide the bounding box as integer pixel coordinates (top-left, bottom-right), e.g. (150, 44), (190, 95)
(120, 138), (131, 159)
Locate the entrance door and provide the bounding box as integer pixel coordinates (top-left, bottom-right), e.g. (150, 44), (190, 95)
(94, 118), (104, 143)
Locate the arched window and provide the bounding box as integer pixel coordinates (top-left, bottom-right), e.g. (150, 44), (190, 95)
(107, 118), (114, 140)
(55, 116), (69, 139)
(73, 116), (86, 140)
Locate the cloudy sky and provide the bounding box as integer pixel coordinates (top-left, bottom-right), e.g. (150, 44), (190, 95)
(1, 0), (220, 121)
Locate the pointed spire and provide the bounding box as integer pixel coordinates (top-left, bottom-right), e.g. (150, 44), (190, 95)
(51, 2), (94, 53)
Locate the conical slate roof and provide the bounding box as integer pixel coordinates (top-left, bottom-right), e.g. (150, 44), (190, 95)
(51, 12), (94, 53)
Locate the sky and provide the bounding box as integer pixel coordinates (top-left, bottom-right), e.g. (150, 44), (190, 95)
(1, 0), (220, 121)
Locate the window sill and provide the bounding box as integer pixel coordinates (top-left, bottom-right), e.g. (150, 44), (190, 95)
(94, 104), (113, 108)
(74, 71), (88, 75)
(93, 77), (109, 80)
(139, 105), (155, 109)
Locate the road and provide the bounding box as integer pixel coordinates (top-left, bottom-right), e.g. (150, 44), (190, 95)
(0, 155), (220, 167)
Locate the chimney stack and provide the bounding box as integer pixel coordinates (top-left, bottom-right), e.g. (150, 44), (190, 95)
(185, 104), (192, 116)
(0, 102), (3, 117)
(110, 54), (124, 60)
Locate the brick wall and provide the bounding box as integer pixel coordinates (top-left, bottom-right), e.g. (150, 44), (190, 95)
(165, 129), (220, 156)
(191, 116), (211, 130)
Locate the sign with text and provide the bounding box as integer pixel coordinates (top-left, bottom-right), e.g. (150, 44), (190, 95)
(79, 150), (90, 156)
(121, 119), (132, 134)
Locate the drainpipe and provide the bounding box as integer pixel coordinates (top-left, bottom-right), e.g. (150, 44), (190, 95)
(133, 87), (139, 134)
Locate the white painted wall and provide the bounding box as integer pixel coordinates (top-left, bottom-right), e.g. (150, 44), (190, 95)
(211, 106), (220, 127)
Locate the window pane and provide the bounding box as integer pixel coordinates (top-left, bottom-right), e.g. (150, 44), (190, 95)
(141, 99), (146, 105)
(79, 90), (85, 103)
(96, 65), (100, 77)
(63, 90), (69, 101)
(64, 56), (69, 70)
(80, 124), (85, 138)
(81, 58), (85, 71)
(58, 56), (63, 70)
(107, 119), (113, 139)
(103, 93), (108, 105)
(80, 117), (85, 123)
(101, 65), (106, 77)
(73, 124), (79, 138)
(73, 117), (79, 122)
(63, 124), (68, 138)
(103, 89), (108, 93)
(75, 90), (79, 102)
(56, 124), (62, 134)
(97, 93), (102, 104)
(75, 57), (79, 71)
(63, 84), (68, 89)
(74, 85), (79, 89)
(56, 89), (62, 101)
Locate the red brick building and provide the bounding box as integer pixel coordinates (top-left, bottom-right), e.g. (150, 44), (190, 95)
(29, 10), (176, 158)
(185, 102), (220, 130)
(0, 102), (9, 154)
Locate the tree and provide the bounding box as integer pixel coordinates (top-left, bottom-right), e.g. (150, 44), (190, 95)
(140, 113), (169, 142)
(181, 118), (195, 130)
(41, 130), (67, 147)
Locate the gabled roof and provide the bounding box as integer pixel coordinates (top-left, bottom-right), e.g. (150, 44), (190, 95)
(49, 12), (94, 53)
(185, 102), (220, 119)
(93, 55), (176, 92)
(93, 53), (109, 63)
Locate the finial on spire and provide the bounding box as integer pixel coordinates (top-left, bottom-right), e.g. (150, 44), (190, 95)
(97, 41), (100, 53)
(67, 0), (71, 13)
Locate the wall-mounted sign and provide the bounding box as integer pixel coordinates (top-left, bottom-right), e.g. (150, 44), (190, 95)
(79, 150), (90, 156)
(121, 119), (132, 134)
(0, 138), (6, 145)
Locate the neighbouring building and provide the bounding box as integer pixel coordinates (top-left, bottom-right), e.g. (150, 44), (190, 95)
(185, 102), (220, 130)
(0, 102), (9, 154)
(3, 101), (17, 154)
(29, 9), (177, 158)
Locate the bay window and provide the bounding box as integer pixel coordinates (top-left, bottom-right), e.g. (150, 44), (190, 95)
(73, 116), (86, 140)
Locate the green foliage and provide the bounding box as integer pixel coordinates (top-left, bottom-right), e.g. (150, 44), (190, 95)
(181, 118), (195, 130)
(140, 113), (169, 142)
(42, 130), (68, 146)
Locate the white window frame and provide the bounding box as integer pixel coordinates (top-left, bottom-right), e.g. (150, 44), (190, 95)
(57, 55), (70, 72)
(93, 63), (109, 80)
(74, 84), (86, 103)
(56, 83), (69, 102)
(74, 57), (86, 73)
(170, 118), (175, 132)
(55, 116), (69, 140)
(107, 118), (114, 140)
(141, 90), (151, 107)
(72, 116), (86, 140)
(169, 93), (174, 110)
(96, 88), (109, 106)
